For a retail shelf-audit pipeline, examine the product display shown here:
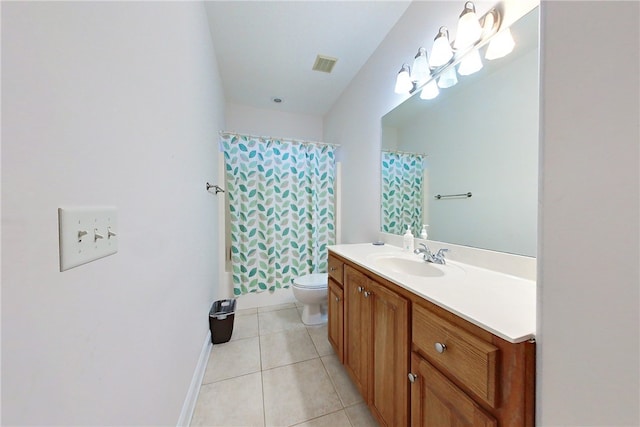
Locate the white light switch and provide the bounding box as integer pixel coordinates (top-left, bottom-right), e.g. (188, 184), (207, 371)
(58, 207), (118, 271)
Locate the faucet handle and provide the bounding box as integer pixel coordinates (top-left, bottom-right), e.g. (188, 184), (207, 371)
(435, 248), (449, 258)
(414, 243), (429, 254)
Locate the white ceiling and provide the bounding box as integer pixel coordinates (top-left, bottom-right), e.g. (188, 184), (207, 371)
(204, 1), (411, 116)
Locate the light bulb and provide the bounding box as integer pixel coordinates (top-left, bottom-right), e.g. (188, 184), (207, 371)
(458, 49), (483, 76)
(420, 80), (439, 100)
(411, 48), (430, 85)
(430, 27), (454, 68)
(485, 27), (515, 60)
(454, 2), (483, 49)
(437, 67), (458, 89)
(394, 64), (413, 94)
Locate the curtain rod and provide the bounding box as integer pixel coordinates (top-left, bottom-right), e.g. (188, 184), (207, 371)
(382, 148), (428, 157)
(219, 130), (340, 148)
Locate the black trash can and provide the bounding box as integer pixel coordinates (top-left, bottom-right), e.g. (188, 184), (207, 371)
(209, 299), (237, 344)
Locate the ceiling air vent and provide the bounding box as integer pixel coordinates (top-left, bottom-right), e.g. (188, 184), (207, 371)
(312, 55), (338, 73)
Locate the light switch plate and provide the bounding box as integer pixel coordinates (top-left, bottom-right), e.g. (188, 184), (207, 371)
(58, 207), (118, 271)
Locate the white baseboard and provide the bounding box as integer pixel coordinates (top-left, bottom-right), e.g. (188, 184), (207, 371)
(177, 331), (212, 427)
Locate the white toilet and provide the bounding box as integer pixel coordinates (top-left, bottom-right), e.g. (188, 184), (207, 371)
(292, 273), (328, 325)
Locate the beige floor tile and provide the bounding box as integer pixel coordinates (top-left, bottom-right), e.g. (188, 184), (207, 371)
(191, 372), (264, 427)
(203, 337), (261, 384)
(258, 307), (304, 335)
(321, 355), (363, 407)
(257, 302), (296, 313)
(306, 324), (333, 356)
(260, 329), (319, 370)
(263, 359), (342, 426)
(236, 307), (258, 316)
(293, 409), (353, 427)
(230, 312), (259, 341)
(345, 403), (379, 427)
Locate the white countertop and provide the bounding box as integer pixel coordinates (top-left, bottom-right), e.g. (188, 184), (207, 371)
(328, 243), (536, 343)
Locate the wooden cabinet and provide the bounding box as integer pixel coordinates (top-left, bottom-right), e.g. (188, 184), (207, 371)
(413, 304), (499, 407)
(410, 302), (535, 427)
(328, 255), (344, 284)
(327, 254), (345, 364)
(328, 278), (344, 361)
(343, 265), (409, 427)
(328, 250), (535, 427)
(410, 352), (497, 427)
(368, 279), (409, 427)
(343, 265), (371, 398)
(411, 304), (500, 426)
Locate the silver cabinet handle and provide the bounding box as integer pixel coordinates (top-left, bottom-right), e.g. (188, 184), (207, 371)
(434, 342), (447, 353)
(335, 296), (340, 302)
(364, 291), (372, 298)
(408, 373), (418, 383)
(330, 267), (337, 271)
(357, 286), (364, 293)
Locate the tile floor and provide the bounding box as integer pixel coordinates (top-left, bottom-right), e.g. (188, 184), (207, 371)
(190, 303), (379, 427)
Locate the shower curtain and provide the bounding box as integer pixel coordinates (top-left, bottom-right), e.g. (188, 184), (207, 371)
(380, 150), (425, 236)
(221, 133), (336, 296)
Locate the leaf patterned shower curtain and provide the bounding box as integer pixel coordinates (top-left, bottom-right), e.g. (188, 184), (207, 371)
(221, 134), (336, 296)
(380, 151), (425, 236)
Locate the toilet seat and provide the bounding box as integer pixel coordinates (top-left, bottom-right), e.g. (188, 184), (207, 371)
(292, 273), (328, 289)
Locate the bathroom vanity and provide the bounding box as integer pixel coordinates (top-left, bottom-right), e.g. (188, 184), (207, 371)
(327, 243), (535, 427)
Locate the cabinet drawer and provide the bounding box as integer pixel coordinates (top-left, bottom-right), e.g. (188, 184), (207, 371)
(328, 255), (344, 285)
(413, 304), (499, 407)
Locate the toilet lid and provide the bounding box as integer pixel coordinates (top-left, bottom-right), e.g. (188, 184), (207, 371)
(292, 273), (328, 289)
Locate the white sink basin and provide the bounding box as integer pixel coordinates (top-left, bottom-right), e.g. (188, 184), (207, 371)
(374, 256), (445, 277)
(366, 253), (464, 279)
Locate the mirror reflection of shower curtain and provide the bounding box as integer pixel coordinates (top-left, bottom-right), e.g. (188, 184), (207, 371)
(380, 151), (425, 236)
(221, 134), (336, 296)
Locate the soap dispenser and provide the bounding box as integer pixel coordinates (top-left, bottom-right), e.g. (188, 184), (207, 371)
(403, 226), (414, 252)
(420, 224), (429, 240)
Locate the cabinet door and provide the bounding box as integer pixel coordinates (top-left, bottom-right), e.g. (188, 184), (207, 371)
(328, 278), (344, 362)
(344, 265), (371, 399)
(410, 352), (497, 427)
(368, 280), (410, 427)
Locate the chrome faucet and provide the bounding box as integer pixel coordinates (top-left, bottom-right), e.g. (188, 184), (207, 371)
(414, 243), (449, 265)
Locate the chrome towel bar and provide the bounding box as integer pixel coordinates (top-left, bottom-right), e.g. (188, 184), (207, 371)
(206, 182), (225, 194)
(434, 192), (472, 200)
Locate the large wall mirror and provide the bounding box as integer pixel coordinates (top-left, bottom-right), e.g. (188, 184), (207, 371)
(381, 6), (539, 257)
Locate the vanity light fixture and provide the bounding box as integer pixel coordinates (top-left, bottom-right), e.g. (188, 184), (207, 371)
(430, 27), (454, 68)
(419, 80), (439, 100)
(411, 48), (430, 85)
(393, 2), (515, 97)
(485, 27), (516, 60)
(454, 1), (483, 49)
(438, 67), (458, 89)
(394, 64), (413, 94)
(457, 48), (483, 76)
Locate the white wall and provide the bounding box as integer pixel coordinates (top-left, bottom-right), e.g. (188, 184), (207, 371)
(537, 2), (639, 425)
(221, 103), (324, 309)
(226, 103), (323, 141)
(1, 2), (225, 425)
(325, 0), (639, 425)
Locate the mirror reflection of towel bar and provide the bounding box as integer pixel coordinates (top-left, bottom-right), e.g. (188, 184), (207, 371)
(434, 192), (472, 200)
